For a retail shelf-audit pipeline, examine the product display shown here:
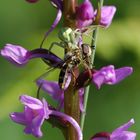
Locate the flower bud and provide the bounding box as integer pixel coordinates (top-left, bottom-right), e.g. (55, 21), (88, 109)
(25, 0), (39, 3)
(76, 0), (94, 21)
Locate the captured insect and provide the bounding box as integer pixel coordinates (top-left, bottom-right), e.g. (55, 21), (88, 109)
(38, 27), (94, 89)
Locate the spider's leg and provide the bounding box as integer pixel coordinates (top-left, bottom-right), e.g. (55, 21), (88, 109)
(49, 42), (65, 52)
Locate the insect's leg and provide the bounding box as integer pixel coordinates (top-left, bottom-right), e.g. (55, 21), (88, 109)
(83, 32), (95, 43)
(35, 66), (55, 81)
(36, 82), (43, 99)
(58, 64), (68, 89)
(49, 42), (65, 52)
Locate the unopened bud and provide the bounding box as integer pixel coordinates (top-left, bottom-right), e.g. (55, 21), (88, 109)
(25, 0), (39, 3)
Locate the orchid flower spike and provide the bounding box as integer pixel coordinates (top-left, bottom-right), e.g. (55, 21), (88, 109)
(10, 95), (83, 140)
(92, 65), (133, 89)
(91, 119), (136, 140)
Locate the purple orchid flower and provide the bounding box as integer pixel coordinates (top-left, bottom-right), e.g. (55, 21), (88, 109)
(36, 79), (85, 112)
(76, 0), (116, 28)
(10, 95), (52, 137)
(10, 95), (83, 140)
(92, 65), (133, 89)
(0, 44), (63, 66)
(91, 119), (136, 140)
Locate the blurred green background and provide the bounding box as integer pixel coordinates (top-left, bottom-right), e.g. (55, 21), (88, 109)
(0, 0), (140, 139)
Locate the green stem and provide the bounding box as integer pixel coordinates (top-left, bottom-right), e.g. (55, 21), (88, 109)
(63, 1), (80, 140)
(80, 0), (104, 131)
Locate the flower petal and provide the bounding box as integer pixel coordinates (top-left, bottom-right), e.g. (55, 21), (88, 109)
(20, 95), (43, 109)
(76, 0), (94, 20)
(0, 44), (28, 66)
(36, 79), (64, 101)
(10, 112), (27, 125)
(92, 65), (116, 89)
(112, 119), (135, 134)
(42, 98), (52, 119)
(31, 115), (44, 137)
(79, 88), (85, 112)
(114, 67), (133, 84)
(76, 0), (94, 28)
(111, 131), (136, 140)
(99, 6), (116, 28)
(111, 119), (136, 140)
